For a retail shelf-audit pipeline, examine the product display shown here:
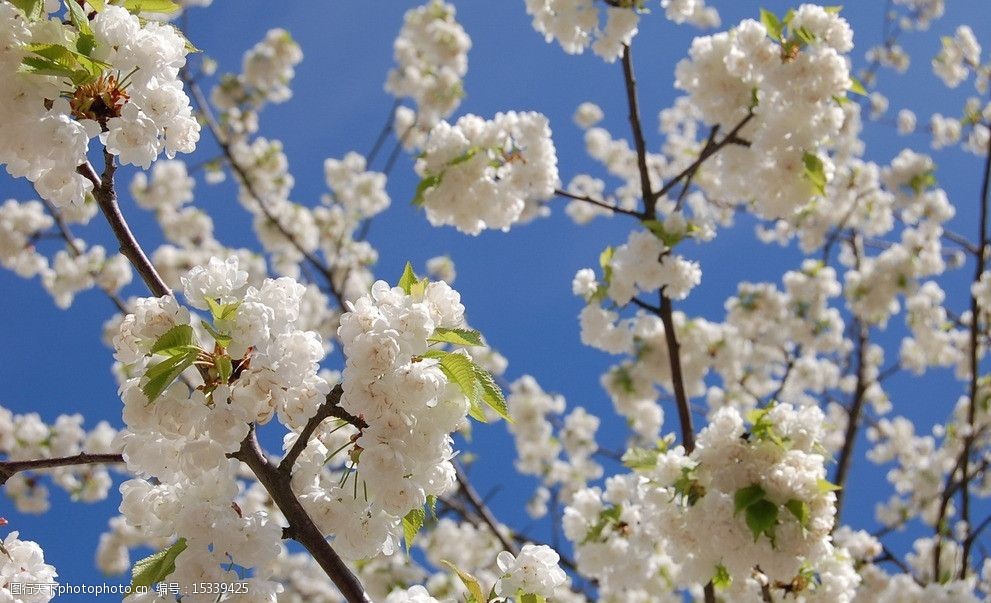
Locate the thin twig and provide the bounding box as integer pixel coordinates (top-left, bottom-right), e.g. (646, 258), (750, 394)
(553, 188), (642, 218)
(0, 453), (124, 485)
(620, 45), (655, 218)
(454, 463), (519, 556)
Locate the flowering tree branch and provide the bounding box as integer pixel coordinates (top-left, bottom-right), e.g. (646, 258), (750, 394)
(77, 154), (171, 298)
(232, 427), (371, 603)
(0, 453), (124, 486)
(620, 45), (655, 218)
(278, 384), (366, 476)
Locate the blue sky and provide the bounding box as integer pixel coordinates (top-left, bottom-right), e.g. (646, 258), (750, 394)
(2, 0), (990, 598)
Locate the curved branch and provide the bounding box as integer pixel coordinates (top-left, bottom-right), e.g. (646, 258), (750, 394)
(553, 188), (642, 218)
(233, 428), (370, 603)
(279, 384), (366, 476)
(79, 154), (171, 298)
(454, 463), (519, 556)
(0, 453), (124, 486)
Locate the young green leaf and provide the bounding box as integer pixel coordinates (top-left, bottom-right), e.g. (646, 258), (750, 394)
(428, 327), (484, 347)
(131, 538), (187, 589)
(734, 484), (766, 515)
(402, 507), (425, 553)
(215, 355), (233, 383)
(712, 564), (732, 589)
(10, 0), (44, 20)
(122, 0), (181, 14)
(785, 498), (811, 529)
(66, 0), (93, 35)
(471, 361), (511, 422)
(744, 499), (779, 542)
(412, 174), (441, 207)
(848, 76), (868, 96)
(441, 560), (485, 603)
(760, 8), (783, 41)
(622, 447), (660, 471)
(802, 152), (827, 197)
(521, 594), (548, 603)
(816, 478), (842, 493)
(200, 320), (233, 348)
(141, 350), (197, 403)
(150, 325), (194, 355)
(397, 262), (418, 294)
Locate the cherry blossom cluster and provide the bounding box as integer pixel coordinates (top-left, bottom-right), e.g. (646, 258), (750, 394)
(0, 198), (132, 308)
(524, 0), (719, 62)
(211, 28), (303, 137)
(387, 0), (471, 150)
(415, 111), (559, 234)
(0, 527), (59, 603)
(0, 1), (198, 209)
(675, 5), (855, 220)
(0, 407), (117, 513)
(296, 277), (475, 559)
(505, 376), (602, 517)
(564, 403), (852, 600)
(110, 255), (332, 595)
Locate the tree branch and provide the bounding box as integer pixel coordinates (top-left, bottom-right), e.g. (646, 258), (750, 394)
(833, 314), (869, 520)
(278, 384), (366, 476)
(620, 45), (655, 218)
(454, 463), (519, 556)
(233, 427), (370, 603)
(78, 155), (171, 298)
(553, 188), (642, 218)
(0, 453), (124, 486)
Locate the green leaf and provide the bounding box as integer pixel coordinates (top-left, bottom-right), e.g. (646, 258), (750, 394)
(744, 499), (779, 543)
(712, 564), (732, 589)
(18, 57), (87, 83)
(802, 152), (827, 197)
(397, 262), (418, 294)
(794, 26), (816, 45)
(734, 484), (766, 515)
(426, 494), (438, 519)
(141, 350), (197, 403)
(785, 498), (811, 529)
(150, 324), (194, 355)
(909, 169), (937, 195)
(599, 245), (614, 287)
(122, 0), (181, 14)
(428, 327), (484, 347)
(402, 507), (425, 553)
(87, 0), (105, 10)
(642, 219), (683, 247)
(521, 594), (548, 603)
(215, 355), (232, 383)
(782, 8), (795, 26)
(848, 76), (868, 96)
(441, 560), (485, 603)
(200, 320), (232, 348)
(824, 5), (843, 14)
(66, 0), (93, 35)
(205, 298), (240, 322)
(760, 8), (783, 41)
(816, 478), (842, 493)
(472, 361), (511, 422)
(10, 0), (44, 20)
(131, 538), (187, 589)
(412, 174), (441, 207)
(433, 351), (487, 422)
(582, 505), (623, 543)
(622, 447), (659, 471)
(76, 33), (96, 56)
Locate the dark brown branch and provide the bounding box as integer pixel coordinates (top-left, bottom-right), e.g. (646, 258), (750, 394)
(659, 294), (696, 453)
(833, 315), (869, 520)
(620, 45), (655, 218)
(958, 121), (991, 576)
(553, 188), (642, 218)
(651, 112), (754, 205)
(0, 453), (124, 486)
(79, 156), (171, 298)
(279, 384), (366, 476)
(233, 428), (370, 603)
(674, 125), (719, 211)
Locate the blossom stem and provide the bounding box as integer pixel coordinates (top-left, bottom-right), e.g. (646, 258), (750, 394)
(278, 384), (366, 476)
